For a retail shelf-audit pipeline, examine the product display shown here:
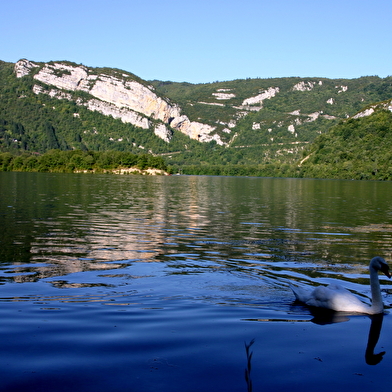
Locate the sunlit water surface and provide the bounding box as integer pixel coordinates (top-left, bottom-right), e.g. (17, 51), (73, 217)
(1, 172), (392, 391)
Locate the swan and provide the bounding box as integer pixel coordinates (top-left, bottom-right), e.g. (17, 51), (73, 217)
(290, 256), (391, 314)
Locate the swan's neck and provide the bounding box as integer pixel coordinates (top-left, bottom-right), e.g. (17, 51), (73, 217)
(370, 266), (384, 313)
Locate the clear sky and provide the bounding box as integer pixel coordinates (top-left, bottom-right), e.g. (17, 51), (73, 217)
(1, 0), (391, 84)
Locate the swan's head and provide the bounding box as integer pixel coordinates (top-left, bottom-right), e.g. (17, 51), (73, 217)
(371, 256), (391, 278)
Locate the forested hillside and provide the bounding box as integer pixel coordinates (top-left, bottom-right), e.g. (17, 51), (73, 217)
(299, 106), (392, 180)
(1, 58), (392, 179)
(0, 61), (197, 155)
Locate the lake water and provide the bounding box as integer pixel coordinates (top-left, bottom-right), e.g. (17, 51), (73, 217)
(1, 172), (392, 392)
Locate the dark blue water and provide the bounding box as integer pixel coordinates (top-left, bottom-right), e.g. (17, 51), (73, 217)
(1, 173), (392, 391)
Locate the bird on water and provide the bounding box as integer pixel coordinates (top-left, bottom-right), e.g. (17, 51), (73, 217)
(290, 256), (391, 314)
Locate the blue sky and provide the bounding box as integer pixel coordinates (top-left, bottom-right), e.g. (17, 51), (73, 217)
(2, 0), (391, 83)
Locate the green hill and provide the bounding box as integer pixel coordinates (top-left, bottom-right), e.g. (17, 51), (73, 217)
(299, 103), (392, 180)
(1, 58), (392, 179)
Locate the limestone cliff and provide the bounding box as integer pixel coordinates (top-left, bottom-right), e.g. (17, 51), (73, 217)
(15, 59), (220, 144)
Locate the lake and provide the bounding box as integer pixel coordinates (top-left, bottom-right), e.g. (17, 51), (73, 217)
(1, 172), (392, 392)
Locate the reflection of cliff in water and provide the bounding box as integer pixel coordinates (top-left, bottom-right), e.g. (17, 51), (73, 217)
(4, 175), (216, 283)
(2, 174), (392, 286)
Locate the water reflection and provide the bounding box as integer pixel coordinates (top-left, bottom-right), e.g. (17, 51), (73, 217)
(297, 301), (387, 365)
(244, 338), (255, 392)
(306, 307), (350, 325)
(365, 314), (385, 365)
(247, 310), (386, 367)
(2, 173), (392, 284)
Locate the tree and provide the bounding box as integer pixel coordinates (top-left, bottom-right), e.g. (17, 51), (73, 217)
(44, 123), (60, 150)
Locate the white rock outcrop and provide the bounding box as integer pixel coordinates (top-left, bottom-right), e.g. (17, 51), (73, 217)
(198, 101), (225, 107)
(336, 85), (348, 93)
(353, 108), (375, 119)
(292, 81), (316, 91)
(33, 85), (73, 100)
(86, 99), (150, 129)
(154, 124), (172, 143)
(352, 99), (392, 119)
(33, 63), (91, 91)
(212, 92), (236, 100)
(15, 59), (221, 144)
(306, 111), (321, 122)
(242, 87), (280, 107)
(198, 133), (226, 145)
(14, 59), (39, 78)
(169, 116), (216, 141)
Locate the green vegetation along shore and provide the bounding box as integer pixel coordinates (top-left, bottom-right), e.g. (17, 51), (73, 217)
(0, 149), (169, 175)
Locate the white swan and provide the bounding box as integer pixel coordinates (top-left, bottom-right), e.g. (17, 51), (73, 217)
(290, 256), (391, 314)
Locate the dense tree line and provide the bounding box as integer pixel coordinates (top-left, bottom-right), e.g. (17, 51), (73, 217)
(0, 149), (169, 173)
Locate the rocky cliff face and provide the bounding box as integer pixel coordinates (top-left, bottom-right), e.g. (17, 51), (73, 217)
(15, 59), (221, 145)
